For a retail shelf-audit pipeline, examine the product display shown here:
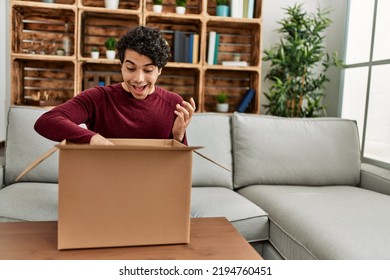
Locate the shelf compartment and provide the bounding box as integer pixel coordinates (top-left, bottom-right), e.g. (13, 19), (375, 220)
(81, 62), (122, 90)
(79, 11), (141, 58)
(145, 16), (202, 64)
(12, 5), (76, 56)
(204, 69), (259, 113)
(206, 20), (261, 67)
(144, 0), (202, 15)
(157, 67), (200, 104)
(81, 0), (141, 10)
(12, 59), (75, 106)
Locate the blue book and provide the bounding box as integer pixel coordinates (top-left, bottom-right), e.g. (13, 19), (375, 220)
(214, 33), (220, 65)
(188, 33), (194, 63)
(236, 89), (255, 112)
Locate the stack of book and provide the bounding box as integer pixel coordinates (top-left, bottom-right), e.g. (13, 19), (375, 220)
(230, 0), (255, 18)
(173, 30), (199, 64)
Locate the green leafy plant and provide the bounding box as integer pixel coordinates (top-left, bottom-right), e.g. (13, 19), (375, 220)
(262, 3), (343, 117)
(175, 0), (187, 7)
(153, 0), (163, 5)
(104, 37), (117, 50)
(91, 46), (99, 52)
(216, 0), (229, 5)
(216, 91), (228, 103)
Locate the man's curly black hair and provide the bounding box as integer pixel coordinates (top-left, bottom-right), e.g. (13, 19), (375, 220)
(116, 25), (171, 69)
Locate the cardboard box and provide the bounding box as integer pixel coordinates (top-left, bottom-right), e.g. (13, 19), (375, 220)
(57, 139), (197, 250)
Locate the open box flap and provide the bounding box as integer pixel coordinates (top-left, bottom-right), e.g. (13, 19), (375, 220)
(15, 139), (230, 182)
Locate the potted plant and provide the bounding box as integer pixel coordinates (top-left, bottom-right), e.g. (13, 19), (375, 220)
(175, 0), (187, 14)
(104, 0), (120, 9)
(55, 48), (65, 56)
(215, 91), (229, 112)
(91, 46), (100, 59)
(105, 37), (117, 59)
(216, 0), (229, 17)
(262, 4), (343, 117)
(152, 0), (163, 13)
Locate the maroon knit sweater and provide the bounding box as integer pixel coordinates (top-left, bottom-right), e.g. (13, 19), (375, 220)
(34, 83), (186, 144)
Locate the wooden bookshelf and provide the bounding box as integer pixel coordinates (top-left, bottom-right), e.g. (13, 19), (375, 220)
(10, 0), (262, 113)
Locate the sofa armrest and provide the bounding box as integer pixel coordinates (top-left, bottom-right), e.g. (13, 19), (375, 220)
(360, 163), (390, 196)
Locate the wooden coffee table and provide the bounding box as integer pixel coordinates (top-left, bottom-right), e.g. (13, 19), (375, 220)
(0, 217), (262, 260)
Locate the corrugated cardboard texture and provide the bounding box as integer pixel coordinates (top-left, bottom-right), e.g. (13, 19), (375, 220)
(57, 139), (194, 250)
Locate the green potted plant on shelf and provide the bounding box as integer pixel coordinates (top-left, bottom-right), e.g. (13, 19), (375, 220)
(104, 37), (117, 59)
(91, 46), (100, 59)
(262, 3), (343, 117)
(216, 0), (229, 17)
(152, 0), (163, 13)
(175, 0), (187, 14)
(215, 91), (229, 112)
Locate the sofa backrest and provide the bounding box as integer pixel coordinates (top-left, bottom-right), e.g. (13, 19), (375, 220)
(186, 113), (233, 189)
(232, 113), (361, 189)
(5, 106), (58, 185)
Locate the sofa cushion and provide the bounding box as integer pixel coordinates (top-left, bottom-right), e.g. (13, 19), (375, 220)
(0, 182), (58, 221)
(232, 113), (361, 189)
(186, 113), (233, 189)
(238, 185), (390, 259)
(191, 187), (269, 242)
(5, 107), (58, 185)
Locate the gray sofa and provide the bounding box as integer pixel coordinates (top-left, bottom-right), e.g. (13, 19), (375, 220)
(1, 106), (390, 259)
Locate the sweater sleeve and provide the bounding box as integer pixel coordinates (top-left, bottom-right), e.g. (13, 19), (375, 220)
(34, 90), (99, 143)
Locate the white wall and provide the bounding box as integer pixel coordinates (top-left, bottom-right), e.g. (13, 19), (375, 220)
(0, 0), (9, 141)
(261, 0), (347, 116)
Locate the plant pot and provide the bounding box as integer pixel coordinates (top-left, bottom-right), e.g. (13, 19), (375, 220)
(106, 50), (116, 60)
(216, 103), (229, 113)
(175, 6), (186, 14)
(56, 49), (65, 56)
(153, 5), (163, 13)
(91, 51), (100, 59)
(216, 5), (229, 17)
(104, 0), (119, 9)
(42, 0), (55, 3)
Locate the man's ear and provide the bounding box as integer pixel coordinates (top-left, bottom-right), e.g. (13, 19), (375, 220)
(157, 68), (162, 76)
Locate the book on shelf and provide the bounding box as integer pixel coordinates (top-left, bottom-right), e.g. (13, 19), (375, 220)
(214, 33), (220, 65)
(207, 31), (217, 65)
(173, 30), (184, 63)
(192, 34), (199, 63)
(173, 31), (199, 64)
(221, 61), (249, 66)
(230, 0), (254, 18)
(236, 88), (256, 113)
(247, 0), (255, 18)
(230, 0), (243, 18)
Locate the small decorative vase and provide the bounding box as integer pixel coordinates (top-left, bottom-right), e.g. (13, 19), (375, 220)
(106, 50), (116, 59)
(91, 51), (100, 59)
(216, 5), (229, 17)
(104, 0), (119, 9)
(152, 5), (163, 13)
(175, 6), (186, 14)
(216, 103), (229, 112)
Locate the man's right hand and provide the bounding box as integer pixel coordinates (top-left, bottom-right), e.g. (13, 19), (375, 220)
(90, 134), (114, 145)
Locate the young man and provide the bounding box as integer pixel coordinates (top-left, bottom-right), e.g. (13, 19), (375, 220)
(34, 26), (196, 145)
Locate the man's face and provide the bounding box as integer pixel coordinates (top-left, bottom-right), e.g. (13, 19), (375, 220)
(121, 49), (162, 99)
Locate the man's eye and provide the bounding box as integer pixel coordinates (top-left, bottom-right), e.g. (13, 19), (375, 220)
(127, 68), (135, 72)
(144, 69), (153, 73)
